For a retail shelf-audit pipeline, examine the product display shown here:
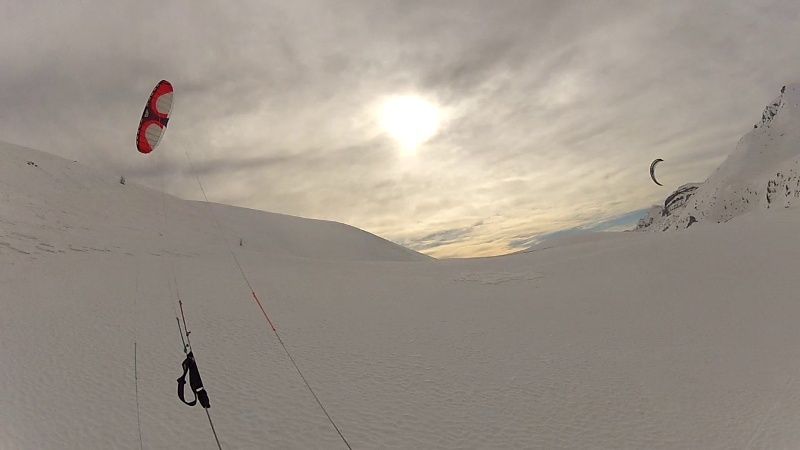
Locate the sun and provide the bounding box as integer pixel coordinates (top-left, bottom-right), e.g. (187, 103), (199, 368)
(378, 95), (441, 152)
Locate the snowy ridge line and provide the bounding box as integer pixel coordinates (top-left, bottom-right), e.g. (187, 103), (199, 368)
(182, 146), (353, 449)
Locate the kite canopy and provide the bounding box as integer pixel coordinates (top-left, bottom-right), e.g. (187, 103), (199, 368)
(650, 158), (664, 186)
(136, 80), (173, 154)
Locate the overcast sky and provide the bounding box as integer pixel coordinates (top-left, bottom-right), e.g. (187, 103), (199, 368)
(2, 1), (799, 257)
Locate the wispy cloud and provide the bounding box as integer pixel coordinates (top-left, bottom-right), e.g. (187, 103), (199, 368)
(505, 208), (649, 252)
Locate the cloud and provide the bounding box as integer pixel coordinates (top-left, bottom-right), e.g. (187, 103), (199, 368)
(2, 0), (800, 257)
(508, 208), (650, 250)
(402, 220), (485, 251)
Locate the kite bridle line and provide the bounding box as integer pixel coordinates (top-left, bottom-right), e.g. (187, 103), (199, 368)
(153, 146), (191, 355)
(179, 140), (353, 450)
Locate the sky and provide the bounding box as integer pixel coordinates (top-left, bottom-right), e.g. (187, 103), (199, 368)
(1, 0), (800, 257)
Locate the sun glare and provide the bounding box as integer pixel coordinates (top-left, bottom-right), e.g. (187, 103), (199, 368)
(379, 95), (441, 152)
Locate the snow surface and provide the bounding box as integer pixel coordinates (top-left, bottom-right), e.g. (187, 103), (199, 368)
(4, 129), (800, 448)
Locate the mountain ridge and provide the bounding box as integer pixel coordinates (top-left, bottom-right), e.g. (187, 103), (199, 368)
(636, 83), (800, 231)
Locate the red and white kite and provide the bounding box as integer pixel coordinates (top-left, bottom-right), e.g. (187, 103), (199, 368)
(136, 80), (173, 154)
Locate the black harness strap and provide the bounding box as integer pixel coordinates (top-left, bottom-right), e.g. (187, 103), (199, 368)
(177, 352), (210, 409)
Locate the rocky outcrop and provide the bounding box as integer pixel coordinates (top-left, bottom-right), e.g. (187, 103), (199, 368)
(754, 85), (785, 129)
(662, 183), (701, 217)
(765, 162), (800, 209)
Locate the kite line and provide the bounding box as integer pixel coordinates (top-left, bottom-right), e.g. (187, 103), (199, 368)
(136, 81), (223, 449)
(181, 146), (352, 450)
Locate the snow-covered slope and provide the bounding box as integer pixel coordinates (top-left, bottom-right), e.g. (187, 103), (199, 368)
(5, 141), (800, 449)
(0, 142), (427, 262)
(637, 84), (800, 231)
